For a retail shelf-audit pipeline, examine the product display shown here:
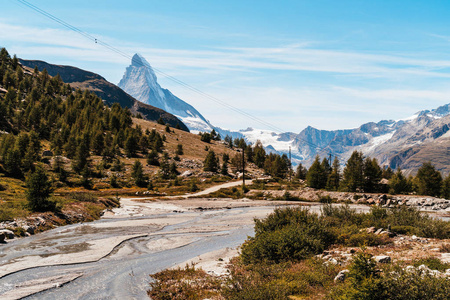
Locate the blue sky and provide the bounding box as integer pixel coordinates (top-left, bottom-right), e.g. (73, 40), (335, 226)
(2, 0), (450, 132)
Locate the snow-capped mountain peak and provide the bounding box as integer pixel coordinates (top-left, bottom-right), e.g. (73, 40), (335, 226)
(118, 54), (213, 132)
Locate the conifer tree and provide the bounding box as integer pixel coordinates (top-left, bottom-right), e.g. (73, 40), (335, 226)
(416, 162), (442, 196)
(363, 158), (382, 192)
(321, 158), (332, 183)
(326, 157), (341, 190)
(204, 150), (219, 172)
(92, 131), (105, 155)
(306, 155), (326, 189)
(295, 163), (307, 180)
(389, 168), (409, 195)
(441, 174), (450, 199)
(131, 160), (147, 187)
(72, 133), (90, 173)
(159, 158), (171, 179)
(147, 149), (159, 166)
(340, 151), (364, 192)
(125, 134), (138, 157)
(80, 165), (92, 189)
(176, 144), (183, 155)
(381, 166), (394, 180)
(253, 140), (266, 168)
(4, 147), (23, 178)
(26, 165), (54, 212)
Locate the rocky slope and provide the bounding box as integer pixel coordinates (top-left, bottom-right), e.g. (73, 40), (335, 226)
(19, 59), (189, 131)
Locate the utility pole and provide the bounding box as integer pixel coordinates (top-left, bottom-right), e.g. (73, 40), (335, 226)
(289, 146), (292, 182)
(242, 146), (245, 187)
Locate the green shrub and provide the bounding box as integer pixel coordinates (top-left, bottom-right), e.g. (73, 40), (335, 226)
(319, 195), (333, 203)
(242, 207), (335, 264)
(390, 225), (418, 235)
(69, 192), (97, 203)
(413, 257), (450, 272)
(330, 253), (450, 300)
(346, 231), (391, 247)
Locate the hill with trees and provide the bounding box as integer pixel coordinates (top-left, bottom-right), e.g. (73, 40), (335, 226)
(18, 58), (189, 131)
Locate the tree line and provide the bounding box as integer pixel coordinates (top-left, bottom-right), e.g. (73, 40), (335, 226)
(202, 133), (291, 178)
(299, 150), (450, 198)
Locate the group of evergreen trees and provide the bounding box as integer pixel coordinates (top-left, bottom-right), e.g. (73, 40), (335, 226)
(0, 48), (177, 209)
(0, 48), (148, 176)
(300, 150), (450, 198)
(202, 133), (291, 178)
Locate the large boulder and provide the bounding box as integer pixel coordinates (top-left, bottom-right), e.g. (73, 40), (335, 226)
(0, 229), (15, 239)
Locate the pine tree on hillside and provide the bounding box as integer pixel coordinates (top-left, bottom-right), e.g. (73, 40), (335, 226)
(72, 132), (90, 173)
(321, 158), (332, 183)
(441, 174), (450, 199)
(204, 150), (219, 172)
(132, 160), (147, 187)
(26, 165), (54, 212)
(253, 140), (266, 168)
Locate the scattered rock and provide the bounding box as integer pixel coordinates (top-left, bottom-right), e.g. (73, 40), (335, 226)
(366, 227), (376, 234)
(181, 170), (193, 177)
(375, 255), (391, 263)
(23, 225), (35, 235)
(334, 269), (349, 282)
(0, 232), (5, 242)
(0, 229), (15, 239)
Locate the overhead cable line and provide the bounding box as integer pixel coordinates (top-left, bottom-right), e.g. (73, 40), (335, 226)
(14, 0), (342, 160)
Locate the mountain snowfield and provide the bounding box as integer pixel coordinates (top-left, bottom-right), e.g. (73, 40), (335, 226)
(118, 54), (450, 174)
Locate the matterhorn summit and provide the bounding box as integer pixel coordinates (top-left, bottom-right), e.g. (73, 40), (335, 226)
(118, 53), (213, 132)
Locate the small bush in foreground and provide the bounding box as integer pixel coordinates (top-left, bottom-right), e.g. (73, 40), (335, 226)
(148, 264), (222, 300)
(222, 257), (340, 300)
(330, 252), (450, 300)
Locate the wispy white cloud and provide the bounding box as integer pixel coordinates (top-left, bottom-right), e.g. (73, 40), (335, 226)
(2, 21), (450, 132)
(4, 21), (450, 80)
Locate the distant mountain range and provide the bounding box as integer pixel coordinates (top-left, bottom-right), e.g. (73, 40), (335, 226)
(19, 59), (189, 131)
(241, 104), (450, 175)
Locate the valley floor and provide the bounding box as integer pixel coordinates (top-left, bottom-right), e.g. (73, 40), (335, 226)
(0, 182), (312, 299)
(1, 180), (449, 299)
